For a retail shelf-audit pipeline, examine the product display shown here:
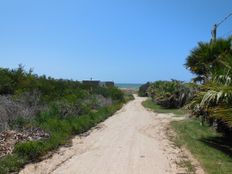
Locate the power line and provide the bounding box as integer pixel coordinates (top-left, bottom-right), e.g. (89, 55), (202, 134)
(211, 12), (232, 42)
(217, 12), (232, 27)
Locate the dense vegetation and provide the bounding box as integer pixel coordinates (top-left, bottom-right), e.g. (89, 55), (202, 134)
(0, 65), (131, 173)
(0, 65), (125, 124)
(139, 80), (196, 109)
(185, 37), (232, 136)
(139, 37), (232, 137)
(139, 37), (232, 174)
(138, 82), (150, 97)
(146, 80), (195, 109)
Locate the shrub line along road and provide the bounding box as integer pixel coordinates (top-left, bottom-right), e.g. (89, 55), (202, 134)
(20, 96), (203, 174)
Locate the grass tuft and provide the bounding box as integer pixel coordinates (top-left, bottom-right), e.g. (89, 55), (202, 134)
(0, 154), (25, 174)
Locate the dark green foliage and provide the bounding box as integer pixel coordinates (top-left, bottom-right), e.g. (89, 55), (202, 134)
(147, 80), (195, 109)
(0, 68), (14, 94)
(93, 86), (124, 101)
(0, 65), (125, 123)
(138, 82), (150, 97)
(0, 154), (25, 174)
(14, 141), (46, 160)
(186, 75), (232, 135)
(185, 38), (232, 83)
(0, 65), (120, 102)
(185, 37), (232, 136)
(107, 87), (124, 101)
(9, 117), (32, 130)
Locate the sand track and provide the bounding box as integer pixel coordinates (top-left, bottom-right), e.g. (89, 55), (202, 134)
(19, 96), (202, 174)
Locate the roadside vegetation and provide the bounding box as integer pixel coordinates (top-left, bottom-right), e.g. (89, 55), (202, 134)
(138, 82), (150, 97)
(172, 120), (232, 174)
(185, 38), (232, 137)
(142, 99), (186, 116)
(0, 65), (132, 174)
(139, 37), (232, 173)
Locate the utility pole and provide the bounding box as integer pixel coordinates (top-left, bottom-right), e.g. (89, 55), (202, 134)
(211, 12), (232, 42)
(211, 24), (217, 42)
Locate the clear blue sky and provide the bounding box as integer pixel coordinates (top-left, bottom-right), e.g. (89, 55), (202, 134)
(1, 0), (232, 83)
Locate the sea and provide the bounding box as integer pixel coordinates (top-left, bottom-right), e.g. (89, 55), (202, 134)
(115, 83), (142, 90)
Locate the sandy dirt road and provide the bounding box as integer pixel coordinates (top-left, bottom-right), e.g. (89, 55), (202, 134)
(20, 96), (200, 174)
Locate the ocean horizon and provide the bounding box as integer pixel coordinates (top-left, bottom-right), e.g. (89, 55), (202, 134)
(115, 83), (142, 89)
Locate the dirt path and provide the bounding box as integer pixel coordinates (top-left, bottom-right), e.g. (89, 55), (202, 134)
(20, 96), (202, 174)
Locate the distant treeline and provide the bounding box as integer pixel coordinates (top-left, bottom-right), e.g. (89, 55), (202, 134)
(0, 65), (126, 130)
(0, 65), (123, 102)
(0, 65), (125, 130)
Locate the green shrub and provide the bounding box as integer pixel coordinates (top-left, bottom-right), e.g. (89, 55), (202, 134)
(185, 36), (232, 137)
(138, 82), (150, 97)
(9, 117), (31, 130)
(124, 93), (134, 102)
(147, 80), (194, 109)
(0, 154), (25, 174)
(14, 141), (45, 161)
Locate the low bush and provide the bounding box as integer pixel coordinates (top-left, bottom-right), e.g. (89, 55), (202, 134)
(0, 154), (25, 174)
(0, 66), (125, 125)
(14, 141), (46, 161)
(147, 80), (195, 109)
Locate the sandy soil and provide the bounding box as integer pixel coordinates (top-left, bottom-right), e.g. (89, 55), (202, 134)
(19, 96), (203, 174)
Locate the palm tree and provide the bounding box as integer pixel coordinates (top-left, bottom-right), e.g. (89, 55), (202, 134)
(186, 52), (232, 134)
(185, 37), (232, 83)
(185, 37), (232, 135)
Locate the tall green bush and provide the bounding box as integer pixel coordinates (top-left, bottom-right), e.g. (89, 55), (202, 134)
(185, 37), (232, 136)
(138, 82), (150, 97)
(147, 80), (194, 109)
